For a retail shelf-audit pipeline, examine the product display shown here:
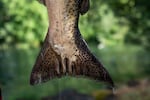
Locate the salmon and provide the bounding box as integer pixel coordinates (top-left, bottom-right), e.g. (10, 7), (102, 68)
(30, 0), (114, 87)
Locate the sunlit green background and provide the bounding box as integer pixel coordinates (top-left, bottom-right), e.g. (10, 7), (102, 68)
(0, 0), (150, 100)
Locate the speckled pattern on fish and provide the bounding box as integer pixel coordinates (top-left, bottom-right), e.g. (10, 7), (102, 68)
(30, 0), (114, 87)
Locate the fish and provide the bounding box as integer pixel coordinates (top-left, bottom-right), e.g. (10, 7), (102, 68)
(30, 0), (114, 87)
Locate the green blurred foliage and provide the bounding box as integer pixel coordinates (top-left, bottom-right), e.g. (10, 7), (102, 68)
(103, 0), (150, 50)
(0, 0), (48, 48)
(79, 0), (150, 49)
(80, 1), (127, 46)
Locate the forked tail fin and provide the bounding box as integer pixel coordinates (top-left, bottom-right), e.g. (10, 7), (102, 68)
(30, 33), (62, 85)
(30, 33), (114, 87)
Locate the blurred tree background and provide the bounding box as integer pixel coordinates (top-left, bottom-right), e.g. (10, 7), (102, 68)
(0, 0), (150, 100)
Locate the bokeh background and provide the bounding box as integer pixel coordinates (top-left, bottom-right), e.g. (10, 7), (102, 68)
(0, 0), (150, 100)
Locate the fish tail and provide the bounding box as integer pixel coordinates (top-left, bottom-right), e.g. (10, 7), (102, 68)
(30, 31), (114, 87)
(70, 46), (114, 87)
(30, 31), (61, 85)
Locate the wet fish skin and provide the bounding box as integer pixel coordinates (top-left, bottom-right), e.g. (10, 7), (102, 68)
(30, 0), (114, 87)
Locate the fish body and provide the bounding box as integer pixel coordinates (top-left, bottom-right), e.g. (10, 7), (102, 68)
(30, 0), (114, 87)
